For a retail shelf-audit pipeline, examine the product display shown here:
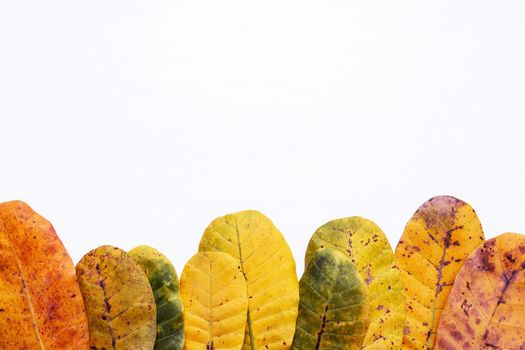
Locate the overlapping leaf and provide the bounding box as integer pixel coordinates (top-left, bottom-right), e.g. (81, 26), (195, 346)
(129, 245), (184, 350)
(435, 233), (525, 349)
(394, 196), (485, 349)
(292, 248), (370, 350)
(199, 210), (299, 350)
(0, 200), (90, 349)
(180, 251), (248, 350)
(76, 245), (157, 350)
(305, 217), (405, 349)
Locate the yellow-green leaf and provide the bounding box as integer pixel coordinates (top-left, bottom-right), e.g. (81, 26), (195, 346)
(180, 251), (248, 350)
(435, 232), (525, 350)
(305, 217), (405, 349)
(76, 245), (157, 350)
(129, 245), (184, 350)
(199, 210), (299, 350)
(292, 248), (370, 350)
(0, 200), (90, 349)
(394, 196), (484, 349)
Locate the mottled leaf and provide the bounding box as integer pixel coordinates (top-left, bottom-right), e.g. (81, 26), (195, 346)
(305, 217), (405, 349)
(395, 196), (485, 349)
(76, 245), (157, 350)
(180, 251), (248, 350)
(199, 210), (299, 350)
(292, 248), (370, 350)
(129, 245), (184, 350)
(0, 200), (90, 349)
(435, 233), (525, 350)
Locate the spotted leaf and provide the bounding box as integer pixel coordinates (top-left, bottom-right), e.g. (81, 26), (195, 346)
(435, 233), (525, 350)
(0, 200), (90, 349)
(395, 196), (485, 349)
(76, 245), (157, 350)
(305, 216), (405, 349)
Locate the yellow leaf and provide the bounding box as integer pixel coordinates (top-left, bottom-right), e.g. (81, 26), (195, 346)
(395, 196), (485, 349)
(305, 217), (405, 349)
(0, 200), (89, 349)
(76, 245), (157, 350)
(180, 251), (248, 350)
(435, 232), (525, 350)
(199, 210), (299, 350)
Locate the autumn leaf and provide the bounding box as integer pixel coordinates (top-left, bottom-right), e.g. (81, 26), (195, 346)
(395, 196), (485, 349)
(129, 245), (184, 350)
(305, 217), (405, 349)
(0, 200), (90, 349)
(292, 248), (370, 350)
(199, 210), (299, 350)
(180, 251), (248, 350)
(76, 245), (157, 350)
(435, 233), (525, 350)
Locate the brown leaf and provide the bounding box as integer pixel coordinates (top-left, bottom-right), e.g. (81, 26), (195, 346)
(435, 233), (525, 350)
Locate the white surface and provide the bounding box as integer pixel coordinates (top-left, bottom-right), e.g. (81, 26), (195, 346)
(1, 1), (524, 275)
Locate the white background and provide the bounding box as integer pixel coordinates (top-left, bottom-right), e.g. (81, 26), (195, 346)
(1, 1), (524, 275)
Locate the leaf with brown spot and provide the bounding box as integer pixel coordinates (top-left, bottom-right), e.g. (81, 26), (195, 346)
(305, 217), (405, 349)
(0, 200), (90, 349)
(394, 196), (484, 349)
(435, 233), (525, 350)
(76, 245), (157, 350)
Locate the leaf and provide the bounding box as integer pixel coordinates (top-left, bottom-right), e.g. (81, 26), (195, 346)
(435, 232), (525, 350)
(0, 200), (90, 349)
(198, 210), (299, 350)
(76, 245), (157, 350)
(180, 251), (248, 350)
(292, 248), (370, 350)
(394, 196), (485, 349)
(305, 216), (405, 349)
(129, 245), (184, 350)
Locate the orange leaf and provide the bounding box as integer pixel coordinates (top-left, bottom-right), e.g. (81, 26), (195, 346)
(0, 201), (89, 349)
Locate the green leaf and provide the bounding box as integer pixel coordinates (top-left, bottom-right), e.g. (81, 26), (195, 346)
(129, 245), (184, 350)
(292, 248), (370, 350)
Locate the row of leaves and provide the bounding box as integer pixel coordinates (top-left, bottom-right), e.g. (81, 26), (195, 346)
(0, 196), (523, 349)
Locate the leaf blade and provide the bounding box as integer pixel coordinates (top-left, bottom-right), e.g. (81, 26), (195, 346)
(394, 196), (485, 349)
(76, 245), (157, 350)
(0, 200), (90, 349)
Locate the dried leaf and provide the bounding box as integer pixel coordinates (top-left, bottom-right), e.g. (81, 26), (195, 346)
(305, 217), (405, 349)
(180, 251), (248, 350)
(129, 245), (184, 350)
(292, 248), (370, 350)
(76, 245), (157, 350)
(435, 233), (525, 350)
(394, 196), (485, 349)
(199, 210), (299, 350)
(0, 200), (89, 349)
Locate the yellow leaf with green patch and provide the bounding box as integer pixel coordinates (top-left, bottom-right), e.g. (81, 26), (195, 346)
(199, 210), (299, 350)
(180, 251), (248, 350)
(76, 245), (157, 350)
(0, 200), (90, 349)
(395, 196), (484, 349)
(435, 232), (525, 350)
(129, 245), (184, 350)
(305, 217), (405, 349)
(292, 248), (370, 350)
